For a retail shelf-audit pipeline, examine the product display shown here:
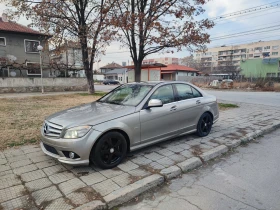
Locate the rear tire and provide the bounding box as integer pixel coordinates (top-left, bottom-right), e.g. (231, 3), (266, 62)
(90, 132), (127, 169)
(197, 112), (213, 137)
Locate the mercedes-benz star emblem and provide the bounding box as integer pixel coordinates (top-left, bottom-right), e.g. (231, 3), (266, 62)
(44, 123), (49, 134)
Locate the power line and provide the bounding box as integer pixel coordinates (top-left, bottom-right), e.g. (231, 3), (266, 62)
(211, 20), (280, 36)
(211, 28), (280, 41)
(210, 24), (280, 40)
(207, 35), (280, 48)
(214, 8), (280, 26)
(209, 1), (280, 21)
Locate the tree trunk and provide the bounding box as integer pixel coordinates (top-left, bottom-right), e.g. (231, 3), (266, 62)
(85, 67), (95, 94)
(134, 62), (142, 82)
(79, 29), (95, 94)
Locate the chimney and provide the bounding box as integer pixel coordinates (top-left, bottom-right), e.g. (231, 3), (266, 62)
(2, 13), (8, 22)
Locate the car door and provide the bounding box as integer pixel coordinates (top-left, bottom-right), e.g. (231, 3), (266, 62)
(140, 84), (181, 144)
(173, 83), (204, 132)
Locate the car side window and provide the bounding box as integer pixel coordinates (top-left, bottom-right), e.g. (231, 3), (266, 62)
(192, 87), (202, 98)
(174, 84), (194, 100)
(150, 85), (175, 104)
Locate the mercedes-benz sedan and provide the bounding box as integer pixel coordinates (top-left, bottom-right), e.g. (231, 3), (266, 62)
(41, 81), (219, 169)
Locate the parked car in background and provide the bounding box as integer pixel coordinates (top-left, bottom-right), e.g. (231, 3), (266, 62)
(40, 81), (219, 169)
(103, 79), (120, 85)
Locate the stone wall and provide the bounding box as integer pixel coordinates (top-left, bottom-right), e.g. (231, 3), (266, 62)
(0, 78), (87, 93)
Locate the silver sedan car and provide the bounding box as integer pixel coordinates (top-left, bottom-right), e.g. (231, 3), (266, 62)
(41, 81), (219, 169)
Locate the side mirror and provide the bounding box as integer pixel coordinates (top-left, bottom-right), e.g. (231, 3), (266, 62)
(147, 99), (163, 108)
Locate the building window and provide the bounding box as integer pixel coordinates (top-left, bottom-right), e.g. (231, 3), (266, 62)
(26, 62), (41, 75)
(272, 45), (279, 50)
(249, 54), (253, 58)
(24, 39), (40, 53)
(272, 52), (278, 56)
(0, 37), (6, 46)
(264, 46), (270, 50)
(254, 47), (262, 51)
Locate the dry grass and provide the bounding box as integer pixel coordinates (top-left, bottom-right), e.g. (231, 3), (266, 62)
(218, 103), (239, 111)
(0, 94), (104, 150)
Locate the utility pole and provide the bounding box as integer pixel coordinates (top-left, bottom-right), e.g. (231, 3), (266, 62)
(37, 45), (44, 94)
(65, 39), (68, 77)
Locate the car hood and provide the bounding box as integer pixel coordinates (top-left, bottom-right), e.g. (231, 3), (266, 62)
(46, 102), (136, 128)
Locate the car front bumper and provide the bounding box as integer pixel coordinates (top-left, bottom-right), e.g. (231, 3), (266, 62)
(40, 129), (102, 165)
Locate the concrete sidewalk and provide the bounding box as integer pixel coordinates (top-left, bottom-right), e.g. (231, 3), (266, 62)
(0, 102), (280, 210)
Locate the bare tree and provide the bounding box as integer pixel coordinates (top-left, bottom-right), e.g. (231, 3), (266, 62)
(112, 0), (214, 82)
(180, 55), (204, 71)
(4, 0), (116, 93)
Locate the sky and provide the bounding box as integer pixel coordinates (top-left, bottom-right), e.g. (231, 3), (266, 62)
(1, 0), (280, 69)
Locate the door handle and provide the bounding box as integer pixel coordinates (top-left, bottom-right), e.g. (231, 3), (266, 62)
(196, 100), (201, 104)
(170, 105), (177, 111)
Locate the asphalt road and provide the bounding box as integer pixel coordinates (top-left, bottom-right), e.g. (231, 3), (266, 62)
(120, 129), (280, 210)
(205, 90), (280, 107)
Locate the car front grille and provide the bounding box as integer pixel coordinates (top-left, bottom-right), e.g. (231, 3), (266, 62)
(43, 121), (63, 138)
(43, 143), (59, 155)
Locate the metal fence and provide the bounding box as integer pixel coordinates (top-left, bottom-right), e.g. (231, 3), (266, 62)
(177, 76), (220, 84)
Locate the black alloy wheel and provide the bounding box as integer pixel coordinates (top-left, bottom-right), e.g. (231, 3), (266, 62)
(197, 112), (213, 137)
(90, 132), (127, 169)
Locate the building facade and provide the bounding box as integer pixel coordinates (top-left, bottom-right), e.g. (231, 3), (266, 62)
(0, 16), (50, 77)
(100, 62), (123, 74)
(142, 57), (179, 65)
(50, 41), (83, 71)
(194, 40), (280, 78)
(161, 64), (199, 81)
(104, 68), (127, 84)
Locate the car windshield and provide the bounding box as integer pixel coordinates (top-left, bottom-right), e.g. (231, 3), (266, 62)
(98, 84), (153, 106)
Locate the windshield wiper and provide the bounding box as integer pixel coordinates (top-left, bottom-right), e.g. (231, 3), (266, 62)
(105, 101), (122, 105)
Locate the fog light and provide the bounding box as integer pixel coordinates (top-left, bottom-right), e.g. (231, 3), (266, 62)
(69, 152), (75, 159)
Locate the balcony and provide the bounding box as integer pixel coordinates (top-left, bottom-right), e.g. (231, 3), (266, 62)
(201, 59), (212, 62)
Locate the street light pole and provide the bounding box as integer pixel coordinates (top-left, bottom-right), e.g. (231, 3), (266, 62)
(37, 45), (44, 94)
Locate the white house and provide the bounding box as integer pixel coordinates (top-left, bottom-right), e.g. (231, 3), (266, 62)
(104, 68), (127, 84)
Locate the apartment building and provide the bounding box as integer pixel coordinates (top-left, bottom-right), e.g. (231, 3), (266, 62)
(194, 40), (280, 78)
(142, 57), (179, 65)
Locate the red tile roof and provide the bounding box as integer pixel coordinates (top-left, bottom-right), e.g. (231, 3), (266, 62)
(100, 62), (123, 69)
(0, 17), (47, 36)
(161, 64), (198, 72)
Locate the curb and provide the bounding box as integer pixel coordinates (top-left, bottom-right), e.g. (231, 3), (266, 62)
(160, 165), (182, 180)
(200, 145), (228, 162)
(177, 157), (203, 172)
(83, 122), (280, 209)
(74, 200), (106, 210)
(104, 174), (164, 209)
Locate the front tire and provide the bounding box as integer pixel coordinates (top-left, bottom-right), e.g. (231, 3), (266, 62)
(197, 112), (213, 137)
(90, 132), (127, 169)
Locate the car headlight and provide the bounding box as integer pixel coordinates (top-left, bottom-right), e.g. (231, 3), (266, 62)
(63, 126), (92, 139)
